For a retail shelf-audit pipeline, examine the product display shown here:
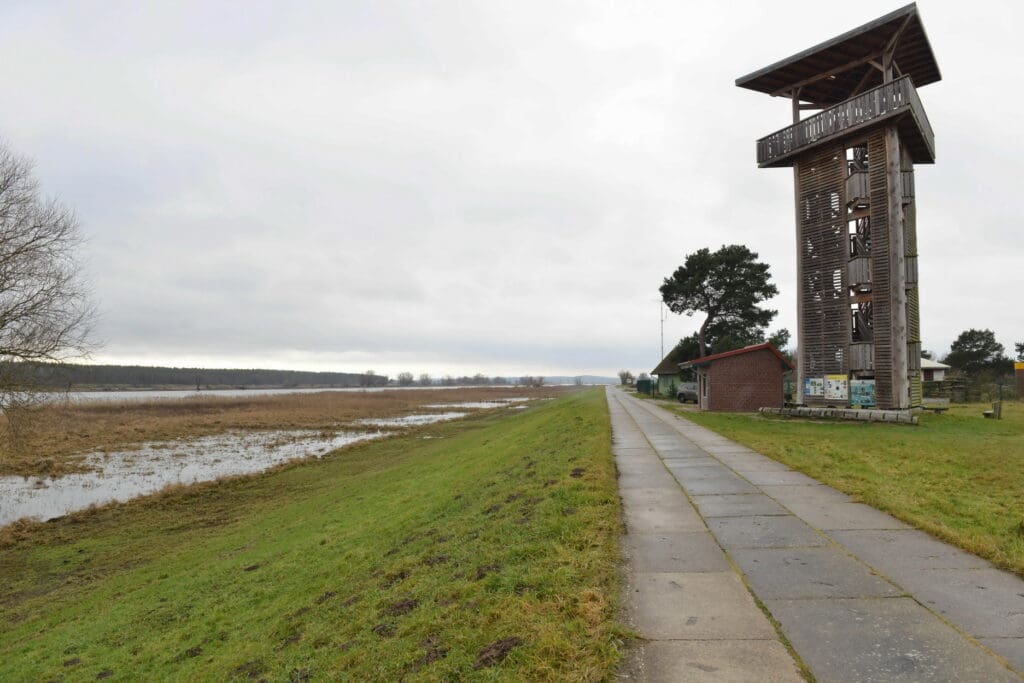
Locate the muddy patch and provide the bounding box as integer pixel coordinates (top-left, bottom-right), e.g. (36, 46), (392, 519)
(232, 660), (265, 679)
(382, 569), (410, 588)
(384, 598), (418, 616)
(315, 591), (336, 605)
(411, 636), (449, 671)
(474, 563), (501, 580)
(570, 467), (586, 478)
(473, 637), (523, 669)
(371, 623), (395, 638)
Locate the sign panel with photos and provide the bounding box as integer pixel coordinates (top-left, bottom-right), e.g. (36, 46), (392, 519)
(850, 379), (876, 406)
(825, 374), (849, 401)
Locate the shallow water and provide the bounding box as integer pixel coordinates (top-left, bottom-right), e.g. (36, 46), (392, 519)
(0, 430), (382, 526)
(355, 412), (468, 427)
(422, 398), (531, 409)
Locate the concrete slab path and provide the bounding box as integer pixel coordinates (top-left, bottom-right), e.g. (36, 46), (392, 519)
(609, 387), (1023, 682)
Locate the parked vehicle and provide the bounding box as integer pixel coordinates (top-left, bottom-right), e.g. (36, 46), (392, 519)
(676, 382), (698, 404)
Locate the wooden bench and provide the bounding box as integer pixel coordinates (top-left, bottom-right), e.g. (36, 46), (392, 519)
(921, 397), (949, 413)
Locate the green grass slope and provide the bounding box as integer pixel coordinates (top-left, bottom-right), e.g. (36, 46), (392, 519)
(0, 389), (623, 681)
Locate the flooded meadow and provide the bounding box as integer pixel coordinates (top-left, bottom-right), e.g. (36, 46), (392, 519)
(0, 387), (565, 526)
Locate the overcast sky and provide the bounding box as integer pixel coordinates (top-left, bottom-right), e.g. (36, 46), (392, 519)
(0, 1), (1019, 377)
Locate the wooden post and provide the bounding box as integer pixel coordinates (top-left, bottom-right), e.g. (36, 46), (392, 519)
(791, 90), (805, 404)
(885, 125), (909, 408)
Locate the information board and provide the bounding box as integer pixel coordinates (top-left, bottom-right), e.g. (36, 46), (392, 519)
(804, 377), (824, 397)
(825, 374), (848, 401)
(849, 379), (876, 407)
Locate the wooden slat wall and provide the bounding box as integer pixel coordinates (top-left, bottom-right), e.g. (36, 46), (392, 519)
(796, 144), (849, 404)
(849, 342), (874, 371)
(903, 149), (922, 407)
(848, 256), (871, 286)
(867, 129), (893, 408)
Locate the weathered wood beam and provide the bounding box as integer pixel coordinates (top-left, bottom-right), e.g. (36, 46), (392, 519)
(770, 52), (884, 97)
(884, 14), (914, 58)
(849, 65), (879, 97)
(882, 15), (913, 85)
(885, 127), (909, 408)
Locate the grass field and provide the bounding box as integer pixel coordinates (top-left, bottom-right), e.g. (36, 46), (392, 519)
(0, 386), (565, 477)
(0, 389), (624, 681)
(669, 401), (1024, 576)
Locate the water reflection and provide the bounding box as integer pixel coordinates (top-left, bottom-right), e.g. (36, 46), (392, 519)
(0, 430), (381, 526)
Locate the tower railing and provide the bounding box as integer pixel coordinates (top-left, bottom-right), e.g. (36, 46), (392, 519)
(756, 76), (934, 166)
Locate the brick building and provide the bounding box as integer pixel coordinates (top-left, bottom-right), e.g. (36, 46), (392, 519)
(679, 343), (793, 412)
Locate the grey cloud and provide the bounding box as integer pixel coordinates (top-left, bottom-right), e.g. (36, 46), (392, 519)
(0, 1), (1019, 376)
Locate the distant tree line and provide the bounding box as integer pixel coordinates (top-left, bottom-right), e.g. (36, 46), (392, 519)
(23, 363), (387, 389)
(392, 372), (541, 387)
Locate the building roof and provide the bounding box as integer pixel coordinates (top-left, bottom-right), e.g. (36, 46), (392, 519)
(652, 348), (685, 376)
(679, 343), (794, 371)
(735, 3), (940, 107)
(920, 358), (950, 370)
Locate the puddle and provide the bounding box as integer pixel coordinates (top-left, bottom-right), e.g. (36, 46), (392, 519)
(0, 430), (381, 526)
(422, 398), (531, 410)
(355, 412), (467, 427)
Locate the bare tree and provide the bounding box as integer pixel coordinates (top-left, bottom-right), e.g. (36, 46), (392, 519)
(418, 373), (432, 386)
(397, 371), (414, 386)
(0, 143), (94, 427)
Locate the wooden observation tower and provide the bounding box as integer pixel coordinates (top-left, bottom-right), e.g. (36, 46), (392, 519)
(736, 3), (940, 410)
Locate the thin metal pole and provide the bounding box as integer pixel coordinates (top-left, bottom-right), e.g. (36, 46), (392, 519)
(660, 302), (665, 359)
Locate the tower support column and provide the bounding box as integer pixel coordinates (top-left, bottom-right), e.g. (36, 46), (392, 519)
(885, 126), (909, 408)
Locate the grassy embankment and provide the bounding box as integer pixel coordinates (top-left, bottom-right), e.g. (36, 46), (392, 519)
(0, 387), (564, 477)
(666, 401), (1024, 575)
(0, 389), (624, 681)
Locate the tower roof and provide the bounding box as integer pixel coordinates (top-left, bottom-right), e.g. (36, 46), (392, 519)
(735, 3), (940, 106)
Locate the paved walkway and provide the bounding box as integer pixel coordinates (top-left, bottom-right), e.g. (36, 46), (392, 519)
(609, 387), (1024, 682)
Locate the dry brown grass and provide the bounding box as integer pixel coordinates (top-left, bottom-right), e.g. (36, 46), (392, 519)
(0, 387), (569, 477)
